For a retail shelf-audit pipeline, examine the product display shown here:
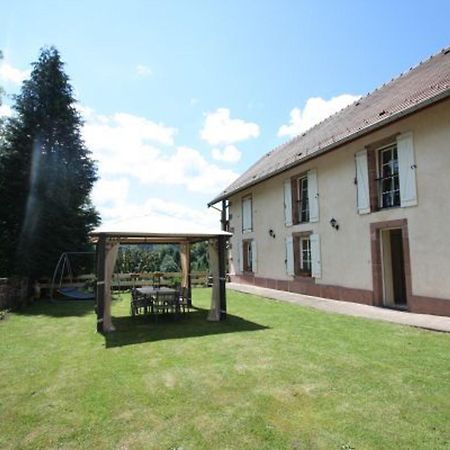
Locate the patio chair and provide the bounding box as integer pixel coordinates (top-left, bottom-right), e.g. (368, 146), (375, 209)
(130, 288), (152, 316)
(178, 287), (191, 313)
(152, 272), (162, 289)
(153, 290), (179, 318)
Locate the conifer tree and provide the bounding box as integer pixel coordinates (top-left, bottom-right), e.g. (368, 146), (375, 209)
(0, 47), (99, 279)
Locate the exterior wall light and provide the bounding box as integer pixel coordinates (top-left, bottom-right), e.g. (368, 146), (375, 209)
(330, 218), (339, 230)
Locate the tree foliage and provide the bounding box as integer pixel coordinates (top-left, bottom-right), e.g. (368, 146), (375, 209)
(0, 50), (4, 131)
(0, 47), (99, 278)
(114, 242), (209, 274)
(190, 241), (209, 271)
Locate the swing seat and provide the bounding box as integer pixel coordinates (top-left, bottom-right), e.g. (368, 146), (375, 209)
(57, 287), (95, 300)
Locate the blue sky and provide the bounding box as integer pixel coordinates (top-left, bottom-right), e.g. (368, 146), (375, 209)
(1, 0), (449, 231)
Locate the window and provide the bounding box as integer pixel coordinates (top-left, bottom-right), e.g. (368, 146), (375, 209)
(242, 195), (253, 232)
(378, 144), (400, 208)
(287, 233), (321, 278)
(285, 169), (319, 225)
(300, 236), (311, 273)
(242, 239), (253, 272)
(296, 175), (309, 223)
(357, 134), (416, 214)
(293, 233), (312, 276)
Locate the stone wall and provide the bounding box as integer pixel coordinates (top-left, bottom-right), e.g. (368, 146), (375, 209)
(0, 277), (31, 310)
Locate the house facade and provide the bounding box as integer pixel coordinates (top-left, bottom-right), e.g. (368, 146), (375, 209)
(209, 47), (450, 317)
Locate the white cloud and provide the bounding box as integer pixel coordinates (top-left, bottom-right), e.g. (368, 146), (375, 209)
(0, 104), (12, 118)
(211, 145), (241, 163)
(84, 111), (176, 148)
(278, 94), (361, 138)
(0, 62), (30, 84)
(135, 64), (153, 77)
(96, 197), (222, 233)
(75, 104), (95, 119)
(81, 106), (235, 231)
(92, 177), (130, 207)
(200, 108), (260, 146)
(81, 108), (237, 194)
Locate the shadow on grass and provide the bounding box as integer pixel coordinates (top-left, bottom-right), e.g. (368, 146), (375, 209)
(104, 306), (269, 348)
(15, 298), (95, 317)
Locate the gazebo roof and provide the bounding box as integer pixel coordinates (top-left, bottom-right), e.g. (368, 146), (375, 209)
(90, 214), (231, 244)
(90, 230), (231, 244)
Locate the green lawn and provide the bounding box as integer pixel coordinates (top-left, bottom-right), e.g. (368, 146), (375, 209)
(1, 289), (450, 450)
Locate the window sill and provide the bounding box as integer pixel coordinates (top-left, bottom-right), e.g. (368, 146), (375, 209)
(372, 204), (401, 213)
(294, 274), (316, 284)
(294, 272), (313, 280)
(293, 220), (310, 225)
(379, 203), (401, 210)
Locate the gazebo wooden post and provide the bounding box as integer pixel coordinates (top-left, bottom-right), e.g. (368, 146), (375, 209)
(187, 242), (192, 307)
(180, 242), (191, 306)
(218, 234), (227, 319)
(96, 234), (106, 333)
(220, 200), (227, 231)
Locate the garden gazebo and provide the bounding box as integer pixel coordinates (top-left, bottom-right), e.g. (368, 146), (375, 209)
(90, 228), (231, 333)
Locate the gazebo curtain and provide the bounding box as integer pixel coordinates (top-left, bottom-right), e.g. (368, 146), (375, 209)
(179, 243), (189, 290)
(207, 238), (221, 321)
(103, 239), (120, 332)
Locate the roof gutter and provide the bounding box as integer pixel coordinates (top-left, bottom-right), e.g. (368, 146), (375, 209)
(207, 90), (450, 206)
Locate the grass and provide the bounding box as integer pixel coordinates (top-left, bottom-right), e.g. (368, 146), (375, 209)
(1, 289), (450, 450)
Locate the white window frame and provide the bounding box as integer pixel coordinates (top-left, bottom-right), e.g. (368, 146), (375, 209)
(378, 143), (400, 209)
(242, 239), (253, 272)
(296, 175), (309, 223)
(299, 236), (312, 273)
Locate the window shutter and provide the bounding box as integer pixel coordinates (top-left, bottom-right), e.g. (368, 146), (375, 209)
(307, 169), (319, 222)
(355, 149), (370, 214)
(310, 233), (322, 279)
(397, 132), (417, 207)
(238, 241), (243, 272)
(283, 180), (293, 226)
(251, 240), (257, 274)
(285, 236), (294, 276)
(242, 198), (251, 232)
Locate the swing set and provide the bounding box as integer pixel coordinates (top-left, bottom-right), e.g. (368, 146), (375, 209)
(50, 251), (96, 300)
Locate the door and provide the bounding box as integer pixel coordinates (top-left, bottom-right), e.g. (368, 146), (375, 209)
(381, 229), (407, 308)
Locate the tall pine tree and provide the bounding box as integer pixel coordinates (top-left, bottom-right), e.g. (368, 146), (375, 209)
(0, 47), (99, 279)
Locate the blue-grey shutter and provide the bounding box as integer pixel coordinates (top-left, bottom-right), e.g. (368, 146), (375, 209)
(251, 240), (257, 274)
(284, 180), (293, 226)
(397, 132), (417, 207)
(307, 169), (319, 222)
(310, 233), (322, 279)
(355, 149), (370, 214)
(285, 236), (294, 276)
